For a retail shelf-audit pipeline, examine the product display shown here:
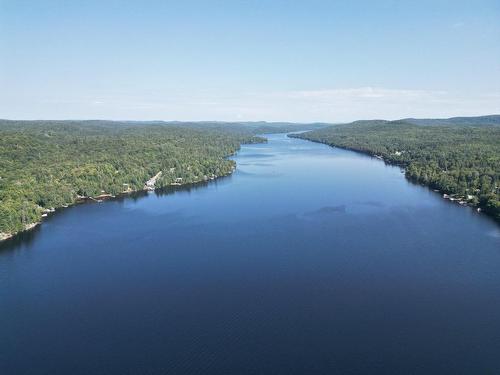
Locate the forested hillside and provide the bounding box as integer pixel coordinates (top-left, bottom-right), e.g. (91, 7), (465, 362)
(403, 115), (500, 127)
(292, 119), (500, 222)
(1, 120), (305, 238)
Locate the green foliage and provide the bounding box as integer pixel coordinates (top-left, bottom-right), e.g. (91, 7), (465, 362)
(293, 120), (500, 223)
(0, 120), (264, 234)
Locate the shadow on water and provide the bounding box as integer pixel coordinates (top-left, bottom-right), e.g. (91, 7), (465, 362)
(2, 133), (500, 375)
(292, 135), (499, 228)
(302, 205), (347, 217)
(0, 224), (41, 253)
(0, 174), (233, 255)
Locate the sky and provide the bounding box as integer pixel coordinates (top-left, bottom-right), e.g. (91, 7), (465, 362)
(1, 0), (499, 122)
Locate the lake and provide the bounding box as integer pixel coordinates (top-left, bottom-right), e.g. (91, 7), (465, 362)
(1, 133), (499, 374)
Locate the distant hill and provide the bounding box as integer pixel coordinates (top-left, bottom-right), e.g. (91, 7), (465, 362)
(292, 115), (500, 223)
(334, 115), (500, 129)
(0, 119), (329, 134)
(401, 115), (500, 127)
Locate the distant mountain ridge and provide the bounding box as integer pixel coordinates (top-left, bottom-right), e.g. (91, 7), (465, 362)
(292, 114), (500, 223)
(0, 119), (329, 134)
(401, 115), (500, 127)
(1, 115), (498, 129)
(334, 115), (500, 129)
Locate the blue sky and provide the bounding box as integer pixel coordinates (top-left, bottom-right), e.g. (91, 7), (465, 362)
(1, 0), (499, 122)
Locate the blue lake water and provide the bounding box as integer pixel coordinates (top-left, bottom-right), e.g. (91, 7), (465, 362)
(1, 133), (499, 374)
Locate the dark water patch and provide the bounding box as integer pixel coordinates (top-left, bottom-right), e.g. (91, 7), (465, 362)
(1, 133), (499, 374)
(236, 152), (275, 159)
(302, 205), (347, 218)
(354, 200), (386, 208)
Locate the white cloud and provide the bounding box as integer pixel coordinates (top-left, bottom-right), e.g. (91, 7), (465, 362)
(244, 87), (499, 122)
(452, 21), (465, 29)
(286, 87), (446, 100)
(1, 87), (498, 122)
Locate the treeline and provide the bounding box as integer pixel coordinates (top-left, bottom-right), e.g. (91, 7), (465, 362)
(292, 119), (500, 222)
(0, 120), (278, 236)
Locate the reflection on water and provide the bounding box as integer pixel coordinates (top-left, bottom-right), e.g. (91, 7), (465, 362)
(1, 133), (499, 375)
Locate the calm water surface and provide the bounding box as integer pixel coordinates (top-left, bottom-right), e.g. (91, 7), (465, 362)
(1, 134), (499, 374)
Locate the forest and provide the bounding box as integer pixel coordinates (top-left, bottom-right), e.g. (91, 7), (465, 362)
(0, 120), (320, 238)
(3, 117), (498, 237)
(292, 119), (500, 223)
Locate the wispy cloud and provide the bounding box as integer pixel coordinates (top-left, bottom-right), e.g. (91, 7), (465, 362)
(286, 87), (448, 100)
(2, 87), (499, 122)
(452, 21), (465, 29)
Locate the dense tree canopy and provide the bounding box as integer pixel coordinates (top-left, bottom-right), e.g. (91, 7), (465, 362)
(292, 119), (500, 223)
(0, 120), (280, 236)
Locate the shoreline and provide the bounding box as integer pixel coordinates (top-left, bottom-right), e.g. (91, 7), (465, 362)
(289, 134), (499, 225)
(0, 166), (237, 244)
(0, 135), (265, 244)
